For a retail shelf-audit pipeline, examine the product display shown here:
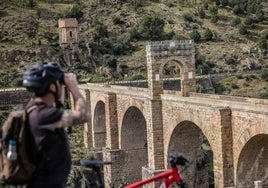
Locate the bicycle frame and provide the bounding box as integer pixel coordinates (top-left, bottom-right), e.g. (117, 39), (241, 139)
(125, 165), (183, 188)
(125, 153), (188, 188)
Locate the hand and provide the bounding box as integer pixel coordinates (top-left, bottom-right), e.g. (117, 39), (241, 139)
(63, 73), (78, 90)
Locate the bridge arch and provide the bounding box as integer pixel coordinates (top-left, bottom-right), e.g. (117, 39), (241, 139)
(93, 100), (106, 150)
(120, 106), (148, 185)
(236, 133), (268, 186)
(159, 58), (187, 78)
(168, 120), (214, 187)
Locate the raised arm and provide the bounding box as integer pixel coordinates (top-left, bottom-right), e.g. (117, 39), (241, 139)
(56, 73), (91, 128)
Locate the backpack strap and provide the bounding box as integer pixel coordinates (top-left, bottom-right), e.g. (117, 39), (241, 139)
(26, 105), (38, 114)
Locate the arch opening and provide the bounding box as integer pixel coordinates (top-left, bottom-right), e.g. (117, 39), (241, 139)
(93, 101), (106, 150)
(161, 59), (182, 91)
(236, 134), (268, 187)
(168, 121), (214, 188)
(121, 106), (147, 185)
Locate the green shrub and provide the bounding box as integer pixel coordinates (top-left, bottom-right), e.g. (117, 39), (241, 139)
(230, 83), (238, 89)
(230, 17), (241, 27)
(189, 29), (201, 42)
(259, 89), (268, 99)
(238, 24), (248, 35)
(244, 17), (254, 26)
(236, 74), (243, 79)
(138, 14), (165, 40)
(260, 68), (268, 81)
(198, 7), (206, 19)
(204, 28), (213, 41)
(224, 55), (237, 65)
(182, 12), (195, 22)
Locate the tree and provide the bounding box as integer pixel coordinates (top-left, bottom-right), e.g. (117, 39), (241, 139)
(183, 12), (194, 22)
(230, 17), (241, 27)
(138, 14), (165, 40)
(24, 16), (39, 45)
(238, 24), (248, 35)
(209, 5), (218, 23)
(198, 7), (206, 19)
(189, 29), (201, 42)
(102, 54), (117, 70)
(258, 36), (267, 50)
(92, 21), (108, 43)
(65, 3), (83, 20)
(204, 28), (213, 41)
(28, 0), (36, 7)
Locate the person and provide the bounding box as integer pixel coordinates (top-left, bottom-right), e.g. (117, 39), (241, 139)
(22, 62), (90, 188)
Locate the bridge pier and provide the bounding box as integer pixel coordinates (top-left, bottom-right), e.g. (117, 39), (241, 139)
(102, 148), (125, 188)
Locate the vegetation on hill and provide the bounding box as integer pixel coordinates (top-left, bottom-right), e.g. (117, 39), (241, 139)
(0, 0), (268, 98)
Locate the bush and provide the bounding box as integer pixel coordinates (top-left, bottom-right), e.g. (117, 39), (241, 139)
(112, 34), (132, 55)
(260, 68), (268, 81)
(210, 14), (218, 23)
(238, 24), (248, 35)
(204, 28), (213, 41)
(112, 17), (124, 25)
(255, 10), (265, 23)
(258, 36), (267, 50)
(102, 54), (117, 70)
(259, 89), (268, 99)
(189, 29), (201, 42)
(138, 14), (165, 40)
(198, 7), (206, 19)
(224, 55), (237, 65)
(244, 17), (254, 26)
(230, 83), (238, 89)
(209, 5), (218, 16)
(233, 5), (243, 15)
(64, 4), (83, 20)
(182, 12), (195, 22)
(230, 17), (241, 27)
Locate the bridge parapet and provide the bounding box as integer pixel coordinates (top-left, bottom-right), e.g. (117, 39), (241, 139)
(189, 92), (268, 105)
(0, 88), (32, 106)
(146, 40), (194, 57)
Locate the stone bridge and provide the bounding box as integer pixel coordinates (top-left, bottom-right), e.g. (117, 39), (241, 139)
(0, 40), (267, 187)
(78, 41), (268, 188)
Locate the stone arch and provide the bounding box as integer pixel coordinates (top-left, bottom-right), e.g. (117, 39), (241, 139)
(159, 59), (188, 91)
(146, 40), (196, 97)
(236, 134), (268, 187)
(93, 100), (106, 150)
(120, 106), (147, 185)
(168, 120), (214, 188)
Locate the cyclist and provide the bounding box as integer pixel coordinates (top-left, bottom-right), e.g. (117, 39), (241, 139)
(22, 62), (90, 188)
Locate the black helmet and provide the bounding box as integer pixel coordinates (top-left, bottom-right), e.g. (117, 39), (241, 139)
(22, 62), (65, 95)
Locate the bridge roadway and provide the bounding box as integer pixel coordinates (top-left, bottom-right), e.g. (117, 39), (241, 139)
(79, 83), (268, 188)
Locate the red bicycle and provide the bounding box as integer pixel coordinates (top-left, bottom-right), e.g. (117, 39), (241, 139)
(125, 153), (189, 188)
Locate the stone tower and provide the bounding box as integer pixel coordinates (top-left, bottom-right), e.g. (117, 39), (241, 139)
(58, 18), (78, 47)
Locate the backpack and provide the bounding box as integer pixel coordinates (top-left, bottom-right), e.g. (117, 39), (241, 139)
(0, 105), (37, 185)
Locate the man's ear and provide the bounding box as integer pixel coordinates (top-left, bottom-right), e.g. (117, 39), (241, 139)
(49, 83), (56, 92)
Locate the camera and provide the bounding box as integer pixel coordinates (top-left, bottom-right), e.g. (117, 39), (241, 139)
(59, 73), (65, 85)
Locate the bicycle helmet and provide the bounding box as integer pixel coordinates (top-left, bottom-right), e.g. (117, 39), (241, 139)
(22, 62), (65, 96)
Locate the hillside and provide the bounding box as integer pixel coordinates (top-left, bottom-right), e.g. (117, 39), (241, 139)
(0, 0), (268, 97)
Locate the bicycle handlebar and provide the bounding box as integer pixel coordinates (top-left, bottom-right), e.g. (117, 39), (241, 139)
(177, 181), (188, 188)
(169, 153), (189, 167)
